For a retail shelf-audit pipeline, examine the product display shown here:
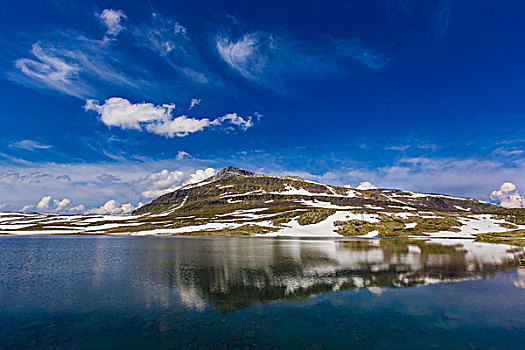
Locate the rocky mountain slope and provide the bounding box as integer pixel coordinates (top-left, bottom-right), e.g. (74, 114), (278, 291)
(136, 166), (498, 214)
(1, 166), (525, 244)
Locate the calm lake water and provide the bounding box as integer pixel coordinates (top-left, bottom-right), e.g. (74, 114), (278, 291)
(1, 236), (524, 349)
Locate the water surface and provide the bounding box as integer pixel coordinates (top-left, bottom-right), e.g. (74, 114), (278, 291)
(1, 236), (524, 349)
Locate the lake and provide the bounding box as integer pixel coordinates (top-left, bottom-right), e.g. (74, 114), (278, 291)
(1, 236), (524, 349)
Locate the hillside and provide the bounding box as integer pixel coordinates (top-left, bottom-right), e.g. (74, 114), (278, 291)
(135, 166), (497, 214)
(1, 166), (525, 243)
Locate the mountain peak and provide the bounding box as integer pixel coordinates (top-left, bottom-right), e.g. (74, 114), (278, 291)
(212, 166), (257, 180)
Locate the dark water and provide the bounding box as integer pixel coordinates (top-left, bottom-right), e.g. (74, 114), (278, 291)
(1, 236), (524, 349)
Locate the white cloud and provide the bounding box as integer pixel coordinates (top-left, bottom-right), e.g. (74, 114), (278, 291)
(84, 97), (171, 130)
(356, 181), (377, 190)
(35, 195), (85, 213)
(87, 200), (135, 214)
(490, 182), (525, 208)
(36, 196), (53, 210)
(0, 204), (5, 210)
(215, 113), (254, 131)
(385, 145), (410, 152)
(176, 151), (192, 160)
(69, 205), (87, 213)
(10, 140), (51, 151)
(21, 205), (33, 211)
(185, 168), (216, 185)
(85, 97), (254, 137)
(97, 9), (127, 37)
(189, 98), (201, 109)
(55, 198), (73, 212)
(134, 168), (215, 198)
(33, 195), (138, 214)
(145, 115), (212, 138)
(135, 170), (185, 198)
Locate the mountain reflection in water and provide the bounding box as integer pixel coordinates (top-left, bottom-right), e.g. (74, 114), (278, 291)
(128, 238), (524, 312)
(2, 236), (525, 349)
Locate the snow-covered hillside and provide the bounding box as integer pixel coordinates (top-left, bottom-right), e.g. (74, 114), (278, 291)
(1, 167), (524, 245)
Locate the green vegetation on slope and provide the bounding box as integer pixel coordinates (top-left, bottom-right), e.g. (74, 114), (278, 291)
(475, 229), (525, 247)
(334, 215), (462, 238)
(297, 209), (336, 225)
(176, 224), (279, 236)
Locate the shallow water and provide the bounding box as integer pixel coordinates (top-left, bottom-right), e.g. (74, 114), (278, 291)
(0, 236), (524, 349)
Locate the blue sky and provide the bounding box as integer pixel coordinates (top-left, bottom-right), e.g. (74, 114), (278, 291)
(1, 0), (524, 212)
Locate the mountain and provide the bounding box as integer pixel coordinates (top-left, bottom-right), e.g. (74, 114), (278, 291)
(135, 166), (497, 215)
(1, 166), (524, 243)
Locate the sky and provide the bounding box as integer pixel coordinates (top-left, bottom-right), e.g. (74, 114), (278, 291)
(1, 0), (524, 213)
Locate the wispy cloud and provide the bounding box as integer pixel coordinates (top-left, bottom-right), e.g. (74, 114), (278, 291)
(14, 42), (87, 98)
(431, 0), (453, 40)
(385, 145), (410, 152)
(216, 30), (389, 90)
(0, 172), (54, 185)
(0, 153), (32, 165)
(417, 144), (440, 151)
(135, 12), (188, 56)
(9, 9), (391, 99)
(9, 9), (221, 101)
(492, 147), (524, 157)
(384, 0), (454, 42)
(134, 13), (211, 84)
(217, 33), (262, 80)
(10, 140), (52, 151)
(334, 38), (391, 69)
(12, 34), (140, 98)
(84, 97), (255, 137)
(176, 151), (192, 160)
